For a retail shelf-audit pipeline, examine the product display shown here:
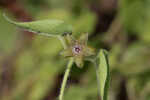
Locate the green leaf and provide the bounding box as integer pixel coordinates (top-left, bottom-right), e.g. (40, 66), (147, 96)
(96, 49), (110, 100)
(3, 14), (73, 37)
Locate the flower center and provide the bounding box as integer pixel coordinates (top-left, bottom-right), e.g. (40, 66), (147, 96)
(72, 45), (82, 55)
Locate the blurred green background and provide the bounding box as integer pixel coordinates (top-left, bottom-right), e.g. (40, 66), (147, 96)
(0, 0), (150, 100)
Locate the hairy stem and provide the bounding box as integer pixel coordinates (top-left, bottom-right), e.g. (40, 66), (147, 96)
(94, 61), (101, 98)
(58, 36), (67, 49)
(59, 58), (74, 100)
(85, 58), (101, 99)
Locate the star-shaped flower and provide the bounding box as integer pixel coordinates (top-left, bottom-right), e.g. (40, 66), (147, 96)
(60, 33), (96, 68)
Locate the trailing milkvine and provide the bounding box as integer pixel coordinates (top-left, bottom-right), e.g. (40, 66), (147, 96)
(4, 14), (110, 100)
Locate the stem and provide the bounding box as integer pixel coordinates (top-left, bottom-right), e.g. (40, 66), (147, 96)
(59, 58), (74, 100)
(85, 58), (101, 98)
(58, 36), (67, 49)
(93, 61), (101, 98)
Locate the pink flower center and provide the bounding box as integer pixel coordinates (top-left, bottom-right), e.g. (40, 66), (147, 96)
(72, 45), (82, 55)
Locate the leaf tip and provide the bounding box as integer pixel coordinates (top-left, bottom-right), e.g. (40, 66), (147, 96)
(3, 13), (16, 24)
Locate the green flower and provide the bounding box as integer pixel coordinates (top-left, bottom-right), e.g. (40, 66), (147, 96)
(60, 33), (96, 68)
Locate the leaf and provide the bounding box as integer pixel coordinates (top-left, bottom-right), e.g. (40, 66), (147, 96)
(96, 49), (110, 100)
(3, 14), (73, 37)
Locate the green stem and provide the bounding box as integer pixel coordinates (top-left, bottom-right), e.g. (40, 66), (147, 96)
(93, 62), (101, 98)
(85, 58), (101, 99)
(59, 58), (74, 100)
(58, 36), (67, 49)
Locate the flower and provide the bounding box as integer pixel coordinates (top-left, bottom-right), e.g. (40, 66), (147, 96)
(60, 33), (96, 68)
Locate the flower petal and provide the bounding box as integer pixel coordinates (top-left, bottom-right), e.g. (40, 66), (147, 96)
(79, 33), (88, 45)
(74, 56), (84, 68)
(65, 34), (75, 45)
(60, 48), (73, 57)
(84, 46), (96, 56)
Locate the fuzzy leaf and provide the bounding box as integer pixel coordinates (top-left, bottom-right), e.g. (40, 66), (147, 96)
(3, 14), (73, 37)
(96, 49), (110, 100)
